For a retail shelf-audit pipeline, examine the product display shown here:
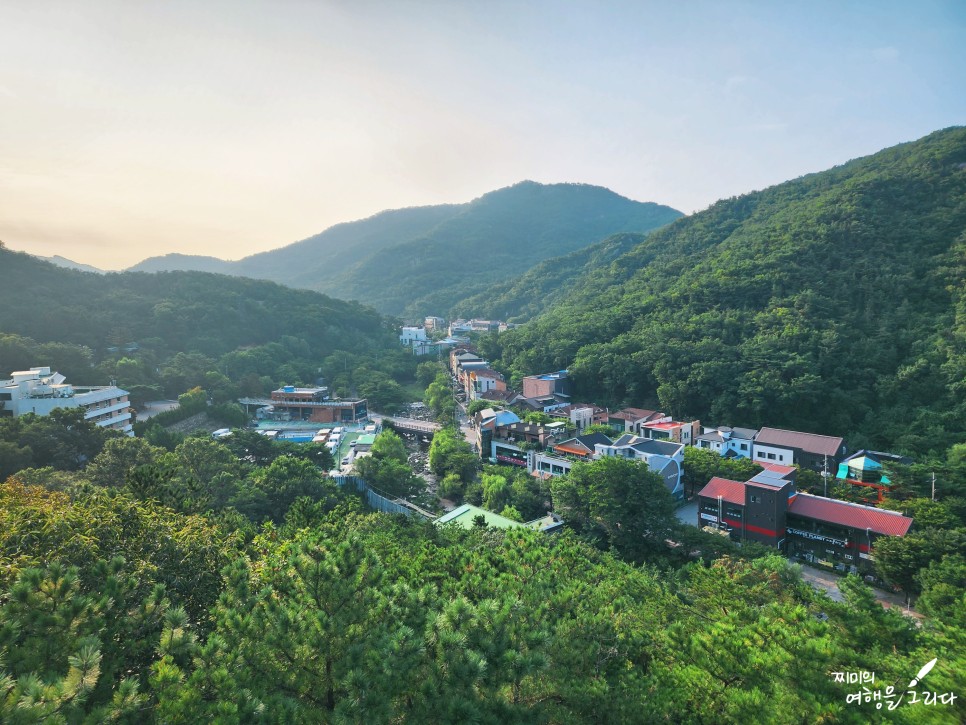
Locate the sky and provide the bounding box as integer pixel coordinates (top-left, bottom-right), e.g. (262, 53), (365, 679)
(1, 1), (964, 270)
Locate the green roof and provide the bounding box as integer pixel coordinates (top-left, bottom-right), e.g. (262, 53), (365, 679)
(435, 504), (525, 530)
(355, 434), (377, 445)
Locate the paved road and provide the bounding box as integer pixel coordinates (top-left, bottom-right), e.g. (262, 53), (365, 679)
(676, 500), (698, 527)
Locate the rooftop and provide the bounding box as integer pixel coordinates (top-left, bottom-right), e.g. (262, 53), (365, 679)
(755, 427), (844, 457)
(698, 477), (747, 506)
(788, 494), (913, 537)
(435, 504), (525, 530)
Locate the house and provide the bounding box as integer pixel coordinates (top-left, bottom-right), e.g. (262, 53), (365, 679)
(640, 417), (700, 445)
(0, 366), (133, 436)
(411, 338), (459, 357)
(522, 370), (571, 400)
(467, 368), (506, 400)
(526, 432), (685, 499)
(594, 434), (686, 499)
(489, 421), (566, 466)
(548, 403), (608, 431)
(753, 427), (846, 471)
(424, 316), (446, 332)
(480, 388), (521, 405)
(552, 432), (614, 460)
(696, 467), (912, 575)
(834, 450), (910, 503)
(694, 426), (758, 458)
(448, 320), (474, 336)
(475, 408), (521, 457)
(449, 350), (484, 376)
(606, 407), (664, 433)
(517, 395), (572, 413)
(399, 326), (428, 346)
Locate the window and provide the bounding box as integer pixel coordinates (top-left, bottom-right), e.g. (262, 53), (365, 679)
(778, 455), (784, 462)
(740, 443), (748, 451)
(750, 495), (760, 504)
(767, 453), (776, 460)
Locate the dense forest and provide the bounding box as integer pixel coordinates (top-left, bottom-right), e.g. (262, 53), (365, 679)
(1, 412), (963, 723)
(482, 127), (966, 455)
(126, 181), (682, 317)
(0, 248), (415, 410)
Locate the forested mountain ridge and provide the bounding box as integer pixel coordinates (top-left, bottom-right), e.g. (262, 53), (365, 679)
(0, 247), (415, 408)
(484, 127), (966, 455)
(0, 247), (390, 355)
(127, 203), (458, 280)
(449, 232), (647, 322)
(126, 181), (682, 316)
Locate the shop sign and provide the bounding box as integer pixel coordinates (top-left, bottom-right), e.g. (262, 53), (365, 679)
(787, 527), (847, 547)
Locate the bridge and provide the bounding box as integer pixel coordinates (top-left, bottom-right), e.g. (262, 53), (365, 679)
(369, 413), (441, 437)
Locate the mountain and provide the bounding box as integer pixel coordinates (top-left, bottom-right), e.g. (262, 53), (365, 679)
(0, 245), (406, 406)
(126, 182), (682, 316)
(484, 128), (966, 455)
(127, 253), (235, 275)
(37, 254), (104, 274)
(450, 232), (647, 322)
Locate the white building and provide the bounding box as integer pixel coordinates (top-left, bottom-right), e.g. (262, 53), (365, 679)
(0, 367), (133, 435)
(399, 326), (428, 346)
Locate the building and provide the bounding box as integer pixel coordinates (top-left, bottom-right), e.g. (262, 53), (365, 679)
(240, 386), (368, 424)
(400, 326), (428, 347)
(0, 366), (133, 435)
(411, 338), (460, 357)
(521, 370), (571, 400)
(549, 403), (608, 432)
(448, 320), (474, 336)
(435, 504), (564, 533)
(424, 316), (446, 332)
(834, 450), (910, 503)
(694, 426), (758, 458)
(489, 421), (567, 466)
(753, 427), (846, 471)
(593, 434), (685, 499)
(696, 466), (913, 574)
(639, 417), (700, 445)
(467, 368), (506, 400)
(607, 407), (665, 434)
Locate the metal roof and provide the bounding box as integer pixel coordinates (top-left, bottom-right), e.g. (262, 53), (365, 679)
(755, 427), (844, 457)
(788, 494), (913, 536)
(697, 477), (746, 506)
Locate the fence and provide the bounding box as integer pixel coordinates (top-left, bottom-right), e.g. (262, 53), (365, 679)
(331, 475), (434, 518)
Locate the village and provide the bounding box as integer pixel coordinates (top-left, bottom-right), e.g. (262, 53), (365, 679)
(396, 316), (918, 584)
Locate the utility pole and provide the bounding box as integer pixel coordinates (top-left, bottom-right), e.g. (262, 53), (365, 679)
(932, 472), (936, 502)
(823, 454), (828, 497)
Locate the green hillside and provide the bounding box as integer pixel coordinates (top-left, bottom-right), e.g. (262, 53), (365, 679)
(485, 128), (966, 455)
(450, 232), (647, 322)
(126, 181), (682, 317)
(338, 181), (681, 316)
(0, 247), (411, 408)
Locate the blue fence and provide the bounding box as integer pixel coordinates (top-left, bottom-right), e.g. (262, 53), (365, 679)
(331, 475), (432, 518)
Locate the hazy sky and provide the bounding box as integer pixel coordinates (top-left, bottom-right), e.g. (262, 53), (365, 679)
(1, 1), (964, 269)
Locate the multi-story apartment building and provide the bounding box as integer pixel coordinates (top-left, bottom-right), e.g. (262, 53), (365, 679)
(0, 366), (133, 435)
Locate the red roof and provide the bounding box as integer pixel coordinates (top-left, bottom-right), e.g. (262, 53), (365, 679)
(697, 477), (746, 506)
(644, 421), (682, 431)
(788, 494), (912, 536)
(756, 461), (796, 476)
(756, 427), (843, 457)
